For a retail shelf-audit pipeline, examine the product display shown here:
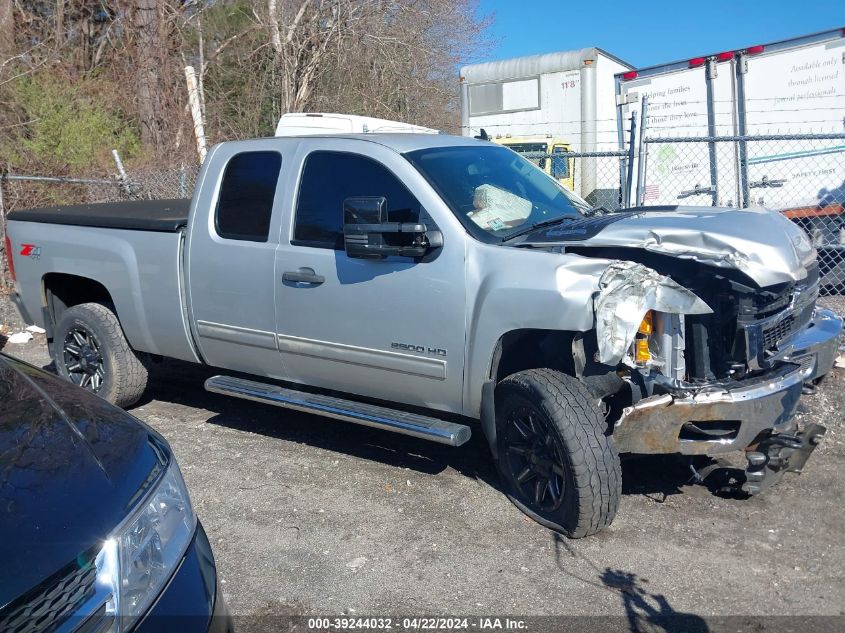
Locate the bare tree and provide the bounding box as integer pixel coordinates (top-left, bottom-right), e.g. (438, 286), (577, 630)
(1, 0), (491, 163)
(311, 0), (491, 131)
(260, 0), (490, 123)
(133, 0), (165, 150)
(267, 0), (355, 114)
(55, 0), (65, 49)
(0, 0), (13, 56)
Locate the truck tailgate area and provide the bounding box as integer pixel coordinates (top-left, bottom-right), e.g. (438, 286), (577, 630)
(7, 219), (199, 363)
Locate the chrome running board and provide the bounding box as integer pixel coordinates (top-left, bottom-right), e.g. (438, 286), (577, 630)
(205, 375), (471, 447)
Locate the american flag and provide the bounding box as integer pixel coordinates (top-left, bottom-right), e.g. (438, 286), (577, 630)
(643, 184), (660, 201)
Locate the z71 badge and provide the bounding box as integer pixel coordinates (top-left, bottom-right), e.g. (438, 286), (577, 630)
(20, 244), (42, 260)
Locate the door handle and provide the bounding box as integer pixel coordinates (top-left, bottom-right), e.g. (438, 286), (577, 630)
(283, 268), (325, 285)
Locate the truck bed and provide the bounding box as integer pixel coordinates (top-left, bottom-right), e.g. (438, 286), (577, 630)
(7, 212), (199, 364)
(9, 199), (190, 232)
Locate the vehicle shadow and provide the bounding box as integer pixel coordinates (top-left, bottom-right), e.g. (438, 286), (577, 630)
(137, 359), (502, 489)
(133, 359), (746, 504)
(620, 454), (747, 502)
(552, 534), (711, 633)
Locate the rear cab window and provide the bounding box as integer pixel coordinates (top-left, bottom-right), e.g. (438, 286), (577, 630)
(215, 151), (283, 242)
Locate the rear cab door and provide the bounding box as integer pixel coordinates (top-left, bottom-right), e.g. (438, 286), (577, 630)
(273, 137), (468, 413)
(185, 139), (297, 379)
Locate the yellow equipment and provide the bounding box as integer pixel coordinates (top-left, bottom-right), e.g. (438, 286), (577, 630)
(493, 136), (576, 192)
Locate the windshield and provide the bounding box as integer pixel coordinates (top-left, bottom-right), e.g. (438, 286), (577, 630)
(405, 145), (589, 240)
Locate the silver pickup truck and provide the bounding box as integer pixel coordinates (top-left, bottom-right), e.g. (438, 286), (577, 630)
(5, 133), (841, 537)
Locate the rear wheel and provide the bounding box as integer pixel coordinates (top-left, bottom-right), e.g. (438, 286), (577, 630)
(54, 303), (149, 408)
(495, 368), (621, 538)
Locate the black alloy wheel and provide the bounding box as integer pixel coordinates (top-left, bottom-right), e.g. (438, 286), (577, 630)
(62, 326), (105, 392)
(494, 368), (621, 537)
(503, 405), (568, 512)
(54, 303), (149, 407)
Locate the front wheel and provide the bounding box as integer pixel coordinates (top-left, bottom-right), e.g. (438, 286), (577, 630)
(495, 368), (621, 538)
(54, 302), (149, 408)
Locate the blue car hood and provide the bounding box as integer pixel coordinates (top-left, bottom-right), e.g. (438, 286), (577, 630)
(0, 356), (165, 610)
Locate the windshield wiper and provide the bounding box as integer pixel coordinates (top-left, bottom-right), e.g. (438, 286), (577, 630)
(501, 215), (576, 242)
(583, 205), (612, 217)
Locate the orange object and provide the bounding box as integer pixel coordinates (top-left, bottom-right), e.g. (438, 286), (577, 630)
(635, 338), (651, 363)
(782, 204), (844, 219)
(638, 311), (653, 336)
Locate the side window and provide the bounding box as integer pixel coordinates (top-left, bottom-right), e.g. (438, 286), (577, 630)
(551, 146), (570, 179)
(294, 151), (422, 249)
(215, 151), (282, 242)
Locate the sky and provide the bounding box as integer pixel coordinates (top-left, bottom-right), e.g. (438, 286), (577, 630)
(477, 1), (844, 68)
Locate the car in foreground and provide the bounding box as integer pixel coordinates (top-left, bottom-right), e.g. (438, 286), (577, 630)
(0, 352), (232, 632)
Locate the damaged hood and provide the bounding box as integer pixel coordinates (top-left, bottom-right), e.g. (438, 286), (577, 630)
(520, 206), (816, 287)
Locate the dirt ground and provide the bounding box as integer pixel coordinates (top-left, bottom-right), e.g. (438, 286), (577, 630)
(1, 295), (844, 628)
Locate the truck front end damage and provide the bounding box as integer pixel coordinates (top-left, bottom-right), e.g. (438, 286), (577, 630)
(591, 257), (841, 494)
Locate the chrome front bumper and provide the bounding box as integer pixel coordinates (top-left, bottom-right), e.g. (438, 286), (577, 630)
(775, 307), (841, 382)
(614, 308), (842, 455)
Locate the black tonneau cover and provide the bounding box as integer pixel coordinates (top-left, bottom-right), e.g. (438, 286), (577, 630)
(9, 199), (190, 232)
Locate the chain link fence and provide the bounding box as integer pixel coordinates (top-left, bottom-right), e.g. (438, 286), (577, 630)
(512, 150), (632, 210)
(507, 133), (845, 294)
(636, 133), (845, 293)
(120, 165), (200, 201)
(2, 135), (843, 293)
(0, 165), (199, 290)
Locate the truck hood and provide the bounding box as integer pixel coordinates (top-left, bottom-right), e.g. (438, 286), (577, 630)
(0, 356), (165, 610)
(518, 206), (816, 288)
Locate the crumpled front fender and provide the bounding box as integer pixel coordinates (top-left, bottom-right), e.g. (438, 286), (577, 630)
(593, 261), (712, 365)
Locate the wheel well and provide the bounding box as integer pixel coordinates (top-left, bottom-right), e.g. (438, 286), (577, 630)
(43, 273), (114, 327)
(490, 329), (583, 384)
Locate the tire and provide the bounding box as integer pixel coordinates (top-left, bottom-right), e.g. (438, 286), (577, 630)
(495, 368), (621, 538)
(53, 302), (149, 408)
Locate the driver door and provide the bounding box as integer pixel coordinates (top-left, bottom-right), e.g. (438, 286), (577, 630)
(273, 140), (467, 413)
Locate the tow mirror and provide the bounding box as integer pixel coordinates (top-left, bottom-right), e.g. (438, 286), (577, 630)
(343, 196), (442, 260)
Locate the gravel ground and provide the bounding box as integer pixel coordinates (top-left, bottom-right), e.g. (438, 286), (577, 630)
(1, 294), (844, 628)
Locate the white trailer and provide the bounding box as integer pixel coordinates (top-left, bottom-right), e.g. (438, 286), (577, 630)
(459, 48), (632, 204)
(617, 27), (845, 211)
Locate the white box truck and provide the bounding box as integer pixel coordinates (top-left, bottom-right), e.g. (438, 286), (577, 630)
(616, 27), (845, 211)
(459, 48), (632, 205)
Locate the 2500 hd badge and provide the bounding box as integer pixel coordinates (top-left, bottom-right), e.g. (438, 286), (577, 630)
(391, 342), (448, 356)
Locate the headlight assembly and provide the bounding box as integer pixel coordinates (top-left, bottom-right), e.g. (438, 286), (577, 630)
(95, 459), (196, 631)
(633, 311), (653, 364)
(593, 261), (711, 365)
